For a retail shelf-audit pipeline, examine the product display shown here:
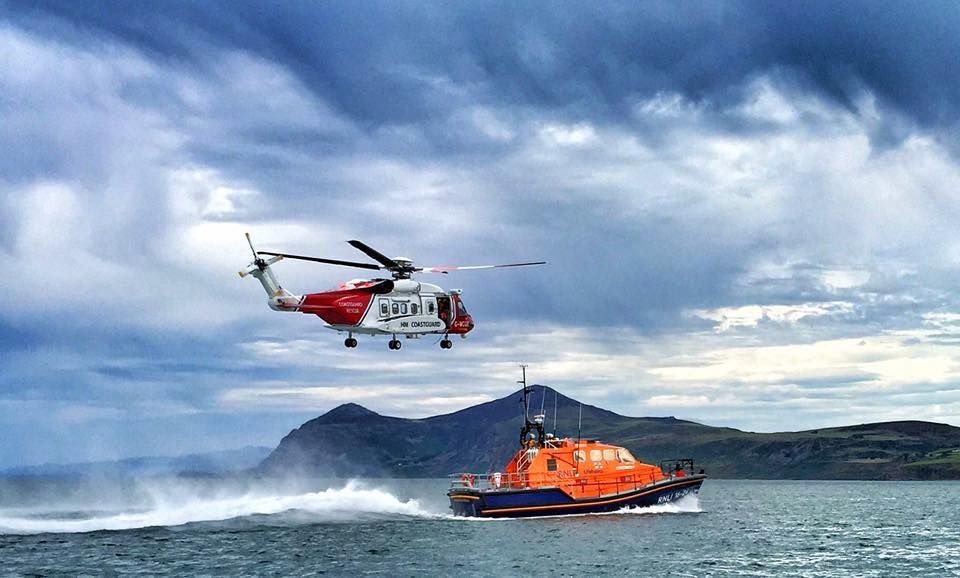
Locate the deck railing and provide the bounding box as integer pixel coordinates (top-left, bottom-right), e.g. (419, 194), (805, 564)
(449, 468), (691, 499)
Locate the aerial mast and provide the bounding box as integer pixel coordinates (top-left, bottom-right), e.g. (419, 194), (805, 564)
(517, 365), (545, 449)
(519, 364), (529, 422)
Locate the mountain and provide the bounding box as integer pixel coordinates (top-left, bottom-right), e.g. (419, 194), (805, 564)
(258, 387), (960, 480)
(2, 446), (273, 478)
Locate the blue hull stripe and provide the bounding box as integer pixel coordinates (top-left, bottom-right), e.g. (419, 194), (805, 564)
(449, 476), (704, 518)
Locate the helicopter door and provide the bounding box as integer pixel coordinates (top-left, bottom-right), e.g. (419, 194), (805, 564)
(437, 296), (452, 327)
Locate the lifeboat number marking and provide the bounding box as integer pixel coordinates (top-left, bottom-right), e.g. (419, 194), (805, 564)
(657, 486), (692, 504)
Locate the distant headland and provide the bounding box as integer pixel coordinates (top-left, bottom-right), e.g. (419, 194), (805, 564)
(258, 386), (960, 481)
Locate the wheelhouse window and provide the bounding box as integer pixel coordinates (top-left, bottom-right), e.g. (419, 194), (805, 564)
(392, 303), (399, 315)
(379, 300), (389, 317)
(547, 458), (557, 472)
(573, 450), (585, 462)
(589, 449), (603, 462)
(617, 449), (636, 463)
(603, 449), (616, 461)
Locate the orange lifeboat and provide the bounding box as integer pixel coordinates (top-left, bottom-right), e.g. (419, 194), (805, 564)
(448, 369), (705, 518)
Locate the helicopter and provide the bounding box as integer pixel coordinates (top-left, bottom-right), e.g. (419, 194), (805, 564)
(239, 234), (545, 350)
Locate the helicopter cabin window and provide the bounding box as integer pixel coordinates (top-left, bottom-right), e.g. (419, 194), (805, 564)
(427, 301), (435, 314)
(400, 303), (408, 315)
(603, 449), (616, 461)
(589, 449), (603, 462)
(379, 300), (389, 318)
(547, 458), (557, 472)
(616, 449), (636, 463)
(392, 303), (399, 315)
(573, 450), (586, 462)
(411, 303), (419, 315)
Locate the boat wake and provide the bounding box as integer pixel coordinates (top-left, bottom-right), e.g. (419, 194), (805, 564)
(616, 492), (702, 515)
(0, 480), (436, 535)
(0, 480), (703, 534)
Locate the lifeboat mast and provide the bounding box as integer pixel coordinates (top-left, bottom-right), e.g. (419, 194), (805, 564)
(518, 365), (547, 451)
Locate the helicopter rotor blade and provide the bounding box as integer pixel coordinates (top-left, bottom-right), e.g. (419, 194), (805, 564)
(348, 240), (401, 269)
(257, 251), (383, 270)
(421, 261), (547, 273)
(245, 232), (259, 260)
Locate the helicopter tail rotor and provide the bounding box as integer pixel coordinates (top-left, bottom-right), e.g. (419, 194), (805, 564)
(239, 232), (285, 278)
(245, 232), (259, 261)
(239, 234), (300, 310)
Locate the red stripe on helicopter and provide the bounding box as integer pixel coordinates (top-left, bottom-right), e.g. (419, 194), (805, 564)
(298, 287), (378, 326)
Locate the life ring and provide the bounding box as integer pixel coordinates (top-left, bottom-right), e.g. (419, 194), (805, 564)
(460, 473), (475, 488)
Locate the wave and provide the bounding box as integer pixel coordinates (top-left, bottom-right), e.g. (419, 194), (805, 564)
(618, 492), (702, 515)
(0, 481), (702, 534)
(0, 480), (435, 535)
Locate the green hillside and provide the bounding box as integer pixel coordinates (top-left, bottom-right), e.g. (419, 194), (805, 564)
(258, 386), (960, 480)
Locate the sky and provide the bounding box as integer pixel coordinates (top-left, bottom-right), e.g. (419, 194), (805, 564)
(2, 1), (960, 466)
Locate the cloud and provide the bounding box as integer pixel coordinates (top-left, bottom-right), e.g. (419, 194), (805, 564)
(213, 317), (960, 433)
(2, 3), (960, 466)
(11, 2), (960, 135)
(688, 302), (856, 332)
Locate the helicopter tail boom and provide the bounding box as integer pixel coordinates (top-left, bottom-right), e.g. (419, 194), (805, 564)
(239, 234), (302, 312)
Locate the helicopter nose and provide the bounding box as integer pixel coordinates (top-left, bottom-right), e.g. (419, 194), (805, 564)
(451, 315), (474, 333)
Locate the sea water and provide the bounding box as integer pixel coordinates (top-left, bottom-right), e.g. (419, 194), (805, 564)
(0, 477), (957, 576)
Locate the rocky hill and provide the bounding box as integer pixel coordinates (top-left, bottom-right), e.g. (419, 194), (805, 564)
(258, 386), (960, 480)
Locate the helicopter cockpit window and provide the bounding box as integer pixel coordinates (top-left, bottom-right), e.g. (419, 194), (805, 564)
(456, 300), (468, 315)
(411, 303), (419, 315)
(392, 303), (399, 315)
(400, 303), (408, 315)
(379, 300), (389, 317)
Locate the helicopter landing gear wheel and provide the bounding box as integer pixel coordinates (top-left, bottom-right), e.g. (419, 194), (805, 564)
(344, 337), (358, 348)
(440, 338), (452, 349)
(388, 338), (402, 350)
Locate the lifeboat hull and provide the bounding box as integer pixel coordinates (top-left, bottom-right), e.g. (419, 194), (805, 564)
(448, 475), (704, 518)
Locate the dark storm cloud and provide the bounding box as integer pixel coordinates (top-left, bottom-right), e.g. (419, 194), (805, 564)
(4, 0), (960, 467)
(3, 1), (957, 328)
(8, 0), (960, 136)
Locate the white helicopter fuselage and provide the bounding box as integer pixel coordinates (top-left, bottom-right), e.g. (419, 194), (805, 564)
(240, 233), (540, 349)
(246, 267), (474, 339)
